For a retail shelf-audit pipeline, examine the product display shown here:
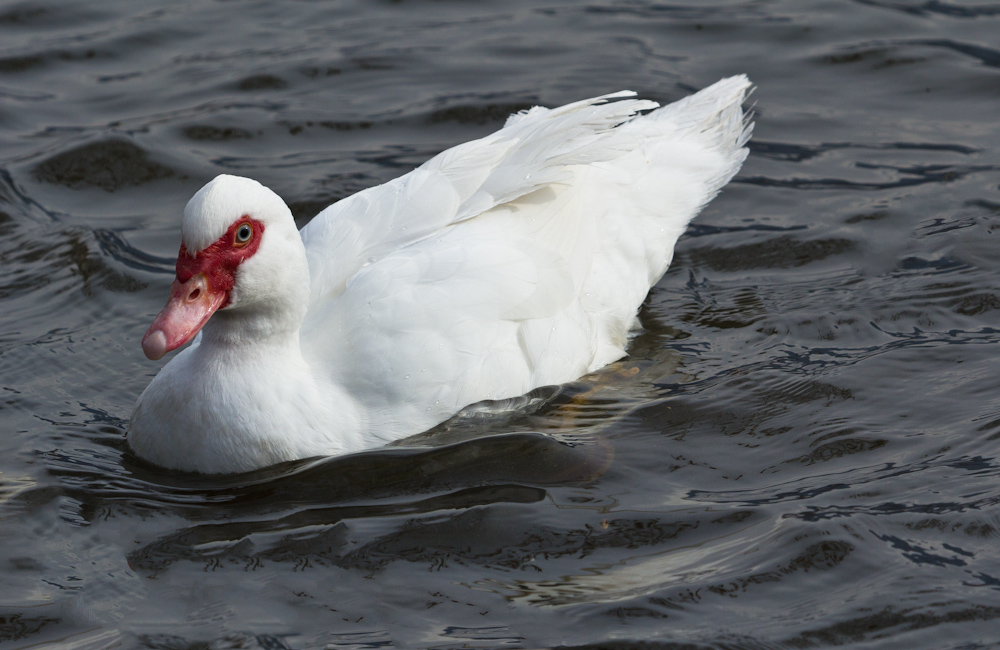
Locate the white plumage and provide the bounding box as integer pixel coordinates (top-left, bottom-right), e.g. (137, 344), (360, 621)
(128, 75), (753, 473)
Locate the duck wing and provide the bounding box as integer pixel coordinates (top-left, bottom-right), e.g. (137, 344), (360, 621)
(299, 76), (752, 438)
(299, 91), (658, 304)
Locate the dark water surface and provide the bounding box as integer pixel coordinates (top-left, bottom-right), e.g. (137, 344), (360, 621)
(2, 1), (1000, 648)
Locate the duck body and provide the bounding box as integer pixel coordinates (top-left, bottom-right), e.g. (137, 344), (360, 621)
(128, 75), (753, 473)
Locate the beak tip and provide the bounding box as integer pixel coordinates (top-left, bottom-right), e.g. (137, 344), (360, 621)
(142, 329), (168, 361)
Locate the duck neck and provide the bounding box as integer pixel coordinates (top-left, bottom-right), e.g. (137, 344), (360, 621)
(199, 298), (307, 349)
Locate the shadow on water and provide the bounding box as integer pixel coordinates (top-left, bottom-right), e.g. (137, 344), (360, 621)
(14, 346), (693, 587)
(25, 385), (634, 577)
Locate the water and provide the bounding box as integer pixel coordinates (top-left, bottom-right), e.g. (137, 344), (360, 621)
(2, 0), (1000, 647)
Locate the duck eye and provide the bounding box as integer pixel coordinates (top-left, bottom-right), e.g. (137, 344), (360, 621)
(235, 224), (253, 245)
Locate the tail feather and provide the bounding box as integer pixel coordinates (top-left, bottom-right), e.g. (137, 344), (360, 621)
(650, 75), (753, 164)
(639, 75), (753, 200)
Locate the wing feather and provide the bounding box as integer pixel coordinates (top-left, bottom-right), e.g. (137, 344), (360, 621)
(299, 92), (658, 304)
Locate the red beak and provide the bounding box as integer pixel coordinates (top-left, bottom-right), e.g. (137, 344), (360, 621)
(142, 274), (227, 360)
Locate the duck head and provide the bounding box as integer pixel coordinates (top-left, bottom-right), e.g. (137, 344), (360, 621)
(142, 174), (310, 360)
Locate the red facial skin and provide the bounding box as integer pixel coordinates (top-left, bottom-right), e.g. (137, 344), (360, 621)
(142, 216), (265, 360)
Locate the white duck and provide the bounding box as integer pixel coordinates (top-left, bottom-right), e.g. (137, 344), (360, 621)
(128, 75), (753, 474)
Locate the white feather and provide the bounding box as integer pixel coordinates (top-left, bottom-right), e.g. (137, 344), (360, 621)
(128, 76), (754, 473)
